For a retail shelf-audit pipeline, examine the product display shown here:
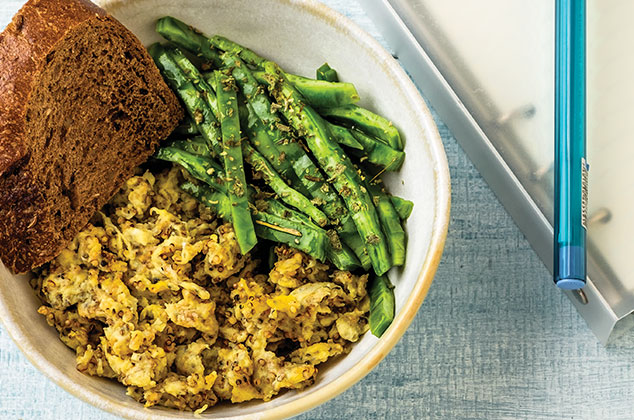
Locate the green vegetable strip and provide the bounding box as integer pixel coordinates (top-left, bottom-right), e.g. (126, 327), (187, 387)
(390, 196), (414, 221)
(154, 147), (226, 193)
(366, 180), (406, 266)
(320, 104), (403, 151)
(262, 198), (360, 271)
(167, 46), (222, 123)
(154, 27), (381, 270)
(253, 212), (328, 262)
(350, 129), (405, 171)
(148, 44), (222, 156)
(253, 71), (360, 113)
(218, 53), (303, 187)
(215, 70), (257, 254)
(204, 71), (218, 91)
(283, 73), (359, 108)
(251, 67), (372, 267)
(182, 182), (329, 261)
(326, 242), (361, 271)
(216, 53), (360, 250)
(220, 54), (273, 124)
(156, 16), (222, 67)
(326, 123), (363, 150)
(172, 30), (363, 263)
(243, 104), (302, 185)
(263, 63), (392, 276)
(339, 229), (371, 270)
(167, 137), (211, 157)
(244, 144), (329, 227)
(317, 63), (339, 82)
(209, 35), (266, 67)
(368, 274), (395, 338)
(203, 66), (303, 192)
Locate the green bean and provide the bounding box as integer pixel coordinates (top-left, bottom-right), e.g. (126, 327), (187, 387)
(390, 196), (414, 221)
(155, 16), (222, 67)
(244, 144), (329, 227)
(253, 71), (360, 111)
(326, 123), (363, 150)
(209, 35), (266, 67)
(167, 137), (211, 157)
(262, 62), (392, 275)
(258, 199), (360, 270)
(338, 229), (371, 271)
(215, 70), (257, 254)
(183, 182), (329, 261)
(366, 180), (406, 266)
(148, 44), (222, 156)
(368, 274), (395, 338)
(320, 104), (403, 151)
(284, 73), (359, 108)
(167, 46), (222, 135)
(154, 147), (225, 193)
(218, 53), (303, 187)
(350, 129), (405, 171)
(253, 212), (328, 261)
(317, 63), (339, 82)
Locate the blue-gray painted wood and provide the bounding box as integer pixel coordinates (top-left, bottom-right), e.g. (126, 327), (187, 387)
(1, 1), (633, 419)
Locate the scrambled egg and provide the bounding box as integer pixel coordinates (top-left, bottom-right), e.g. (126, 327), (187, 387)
(32, 166), (370, 412)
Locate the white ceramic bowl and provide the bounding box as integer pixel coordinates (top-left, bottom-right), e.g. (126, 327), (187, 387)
(0, 0), (450, 418)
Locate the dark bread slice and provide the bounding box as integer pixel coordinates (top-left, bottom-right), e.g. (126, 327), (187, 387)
(0, 0), (183, 273)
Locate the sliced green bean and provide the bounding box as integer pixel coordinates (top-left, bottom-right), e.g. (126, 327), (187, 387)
(154, 147), (225, 193)
(350, 129), (405, 171)
(317, 63), (339, 82)
(218, 53), (303, 187)
(253, 71), (359, 111)
(244, 144), (329, 227)
(368, 274), (395, 338)
(261, 198), (360, 270)
(320, 104), (403, 151)
(338, 229), (371, 271)
(209, 35), (266, 67)
(148, 44), (222, 156)
(215, 70), (257, 254)
(262, 62), (392, 276)
(156, 16), (222, 67)
(167, 46), (222, 137)
(326, 123), (363, 150)
(366, 180), (406, 266)
(390, 196), (414, 221)
(253, 211), (328, 262)
(167, 137), (211, 157)
(183, 182), (329, 261)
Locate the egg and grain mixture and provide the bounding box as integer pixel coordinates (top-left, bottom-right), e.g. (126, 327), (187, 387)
(31, 165), (370, 412)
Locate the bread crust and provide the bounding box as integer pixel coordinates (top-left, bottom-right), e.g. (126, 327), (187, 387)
(0, 0), (183, 273)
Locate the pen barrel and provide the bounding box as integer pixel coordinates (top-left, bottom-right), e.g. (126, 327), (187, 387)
(554, 0), (587, 288)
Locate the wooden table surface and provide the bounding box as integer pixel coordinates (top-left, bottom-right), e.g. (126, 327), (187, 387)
(2, 1), (634, 419)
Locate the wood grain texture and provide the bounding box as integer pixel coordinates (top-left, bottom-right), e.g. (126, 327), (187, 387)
(2, 1), (634, 419)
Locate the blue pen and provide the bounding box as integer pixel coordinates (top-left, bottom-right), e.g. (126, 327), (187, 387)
(554, 0), (588, 290)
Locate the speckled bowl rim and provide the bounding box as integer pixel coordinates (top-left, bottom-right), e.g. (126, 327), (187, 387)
(0, 0), (451, 419)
